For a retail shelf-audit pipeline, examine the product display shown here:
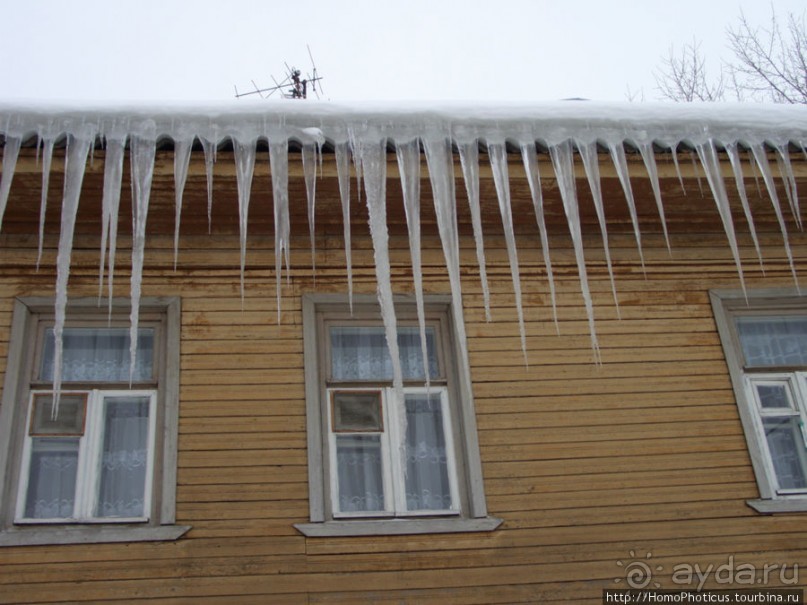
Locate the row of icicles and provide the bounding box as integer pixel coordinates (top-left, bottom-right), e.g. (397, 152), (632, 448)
(0, 131), (804, 412)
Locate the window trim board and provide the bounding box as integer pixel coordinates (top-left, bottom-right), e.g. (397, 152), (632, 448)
(0, 296), (188, 546)
(710, 287), (807, 510)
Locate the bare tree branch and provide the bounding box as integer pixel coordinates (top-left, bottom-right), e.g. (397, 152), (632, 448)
(654, 38), (726, 102)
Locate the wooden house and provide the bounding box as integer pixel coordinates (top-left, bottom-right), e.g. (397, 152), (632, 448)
(0, 101), (805, 602)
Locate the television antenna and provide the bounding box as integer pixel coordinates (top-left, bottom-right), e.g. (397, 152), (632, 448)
(234, 45), (325, 100)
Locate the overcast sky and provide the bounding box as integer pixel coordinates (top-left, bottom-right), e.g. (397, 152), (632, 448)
(0, 0), (803, 104)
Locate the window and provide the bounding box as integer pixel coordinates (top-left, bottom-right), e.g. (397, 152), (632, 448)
(711, 288), (807, 513)
(0, 297), (189, 545)
(295, 294), (501, 537)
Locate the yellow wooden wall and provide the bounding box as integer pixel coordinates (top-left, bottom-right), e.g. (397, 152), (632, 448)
(0, 157), (805, 602)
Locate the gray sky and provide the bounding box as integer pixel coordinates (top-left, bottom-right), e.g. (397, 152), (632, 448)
(0, 0), (803, 104)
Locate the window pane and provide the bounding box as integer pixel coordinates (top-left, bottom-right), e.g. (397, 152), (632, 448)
(737, 317), (807, 367)
(763, 416), (807, 490)
(24, 438), (79, 519)
(335, 434), (385, 513)
(755, 383), (794, 410)
(96, 397), (151, 518)
(40, 328), (154, 382)
(30, 394), (86, 435)
(404, 393), (453, 511)
(332, 391), (383, 432)
(330, 326), (438, 381)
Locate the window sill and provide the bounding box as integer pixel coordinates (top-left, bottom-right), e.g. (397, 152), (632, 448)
(294, 516), (502, 537)
(0, 524), (191, 546)
(746, 498), (807, 514)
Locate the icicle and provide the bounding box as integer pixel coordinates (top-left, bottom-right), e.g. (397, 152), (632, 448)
(725, 143), (764, 273)
(671, 146), (686, 195)
(269, 141), (290, 323)
(52, 131), (93, 415)
(637, 142), (671, 252)
(458, 142), (492, 322)
(36, 137), (55, 270)
(748, 148), (763, 197)
(335, 142), (354, 313)
(358, 138), (403, 395)
(200, 137), (216, 234)
(173, 137), (193, 271)
(487, 142), (528, 364)
(695, 140), (746, 295)
(396, 138), (430, 386)
(98, 136), (126, 316)
(775, 145), (800, 230)
(129, 129), (156, 385)
(0, 135), (22, 233)
(608, 142), (646, 271)
(690, 151), (705, 197)
(520, 142), (559, 330)
(233, 137), (257, 307)
(750, 143), (800, 291)
(302, 142), (318, 278)
(577, 140), (620, 318)
(549, 140), (601, 363)
(423, 136), (473, 389)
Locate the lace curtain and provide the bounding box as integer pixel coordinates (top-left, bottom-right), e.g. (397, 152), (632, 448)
(737, 317), (807, 367)
(24, 397), (150, 519)
(97, 397), (150, 518)
(764, 416), (807, 490)
(24, 438), (79, 519)
(40, 327), (154, 382)
(335, 393), (452, 513)
(330, 326), (438, 381)
(404, 393), (452, 510)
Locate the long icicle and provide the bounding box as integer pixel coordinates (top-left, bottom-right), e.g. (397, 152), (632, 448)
(696, 140), (746, 295)
(549, 140), (601, 364)
(775, 144), (801, 230)
(725, 143), (764, 273)
(201, 137), (216, 234)
(423, 136), (473, 389)
(302, 142), (318, 279)
(335, 142), (354, 313)
(397, 138), (430, 386)
(488, 142), (528, 364)
(638, 142), (671, 253)
(750, 143), (800, 291)
(173, 137), (193, 271)
(36, 137), (55, 270)
(233, 137), (257, 307)
(608, 141), (646, 272)
(458, 141), (492, 322)
(52, 131), (93, 415)
(578, 140), (620, 318)
(0, 134), (22, 233)
(98, 135), (126, 317)
(520, 142), (559, 331)
(671, 146), (687, 195)
(359, 137), (403, 396)
(269, 141), (290, 323)
(129, 129), (157, 385)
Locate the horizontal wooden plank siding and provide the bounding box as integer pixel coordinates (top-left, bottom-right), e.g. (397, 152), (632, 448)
(0, 154), (805, 603)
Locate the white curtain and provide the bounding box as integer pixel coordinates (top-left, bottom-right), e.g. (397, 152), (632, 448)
(336, 434), (385, 512)
(24, 438), (79, 519)
(764, 416), (807, 490)
(330, 326), (438, 381)
(404, 393), (452, 511)
(40, 327), (154, 382)
(737, 317), (807, 367)
(97, 397), (150, 518)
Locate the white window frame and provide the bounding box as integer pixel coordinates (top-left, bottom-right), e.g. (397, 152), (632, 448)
(0, 297), (189, 545)
(16, 389), (157, 524)
(327, 386), (460, 519)
(711, 288), (807, 513)
(295, 293), (501, 537)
